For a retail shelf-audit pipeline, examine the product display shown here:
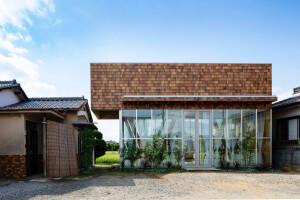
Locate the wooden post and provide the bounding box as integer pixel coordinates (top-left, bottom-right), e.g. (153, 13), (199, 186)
(42, 115), (47, 177)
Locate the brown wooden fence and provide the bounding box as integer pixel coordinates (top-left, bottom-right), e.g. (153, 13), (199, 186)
(47, 120), (78, 177)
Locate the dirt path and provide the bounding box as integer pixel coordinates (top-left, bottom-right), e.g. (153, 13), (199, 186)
(0, 172), (299, 199)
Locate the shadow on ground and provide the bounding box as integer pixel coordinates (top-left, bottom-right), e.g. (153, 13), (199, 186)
(0, 165), (171, 200)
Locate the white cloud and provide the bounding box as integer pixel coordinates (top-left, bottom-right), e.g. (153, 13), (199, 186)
(0, 0), (56, 97)
(0, 0), (55, 28)
(0, 30), (28, 55)
(6, 32), (23, 41)
(0, 53), (56, 96)
(53, 18), (62, 26)
(25, 35), (32, 42)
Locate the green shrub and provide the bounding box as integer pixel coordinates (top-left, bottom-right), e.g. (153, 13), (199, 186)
(81, 128), (95, 171)
(120, 141), (142, 169)
(106, 143), (119, 151)
(94, 130), (106, 159)
(173, 140), (183, 166)
(239, 127), (256, 168)
(144, 134), (166, 168)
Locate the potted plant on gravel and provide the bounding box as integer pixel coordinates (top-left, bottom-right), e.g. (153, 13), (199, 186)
(120, 141), (142, 169)
(239, 127), (256, 168)
(144, 133), (167, 168)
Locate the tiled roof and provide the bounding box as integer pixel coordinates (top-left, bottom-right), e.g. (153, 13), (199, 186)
(0, 97), (87, 110)
(0, 80), (19, 89)
(0, 79), (28, 100)
(273, 95), (300, 108)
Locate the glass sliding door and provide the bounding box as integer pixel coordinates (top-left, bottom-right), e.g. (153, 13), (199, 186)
(184, 111), (196, 166)
(184, 110), (212, 168)
(198, 111), (211, 167)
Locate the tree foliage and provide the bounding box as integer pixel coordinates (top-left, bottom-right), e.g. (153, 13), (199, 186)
(106, 142), (119, 151)
(144, 134), (166, 168)
(120, 141), (142, 169)
(239, 127), (256, 168)
(81, 128), (95, 171)
(94, 130), (106, 159)
(173, 140), (183, 166)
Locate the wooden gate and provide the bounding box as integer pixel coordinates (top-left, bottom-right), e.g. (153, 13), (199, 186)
(47, 120), (78, 177)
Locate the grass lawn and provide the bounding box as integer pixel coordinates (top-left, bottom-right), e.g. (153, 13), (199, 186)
(96, 151), (120, 164)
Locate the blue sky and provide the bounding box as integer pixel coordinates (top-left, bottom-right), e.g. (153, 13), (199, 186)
(0, 0), (300, 141)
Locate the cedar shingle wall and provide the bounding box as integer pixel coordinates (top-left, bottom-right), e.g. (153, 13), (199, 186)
(91, 63), (273, 110)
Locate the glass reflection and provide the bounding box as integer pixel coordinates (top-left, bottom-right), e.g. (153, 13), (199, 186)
(184, 111), (195, 165)
(137, 110), (151, 138)
(167, 110), (182, 138)
(227, 110), (241, 138)
(152, 110), (167, 137)
(199, 111), (210, 166)
(123, 110), (136, 138)
(213, 139), (226, 167)
(213, 110), (226, 138)
(121, 109), (271, 169)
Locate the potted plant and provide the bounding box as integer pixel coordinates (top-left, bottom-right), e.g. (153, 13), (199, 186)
(120, 141), (142, 169)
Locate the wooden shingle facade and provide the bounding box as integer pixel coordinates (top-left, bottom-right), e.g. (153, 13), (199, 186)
(91, 63), (277, 119)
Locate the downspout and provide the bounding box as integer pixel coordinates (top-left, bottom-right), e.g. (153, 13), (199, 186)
(92, 148), (95, 167)
(42, 115), (47, 177)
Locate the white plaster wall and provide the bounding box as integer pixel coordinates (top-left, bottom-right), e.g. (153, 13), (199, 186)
(77, 110), (88, 122)
(0, 114), (25, 155)
(0, 90), (21, 107)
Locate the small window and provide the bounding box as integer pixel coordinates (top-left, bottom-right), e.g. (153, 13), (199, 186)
(78, 135), (83, 153)
(288, 119), (298, 140)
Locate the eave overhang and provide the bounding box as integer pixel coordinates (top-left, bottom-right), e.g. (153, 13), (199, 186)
(0, 109), (64, 119)
(122, 95), (278, 102)
(72, 122), (98, 130)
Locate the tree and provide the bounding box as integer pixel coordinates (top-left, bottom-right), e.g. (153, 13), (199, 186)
(94, 130), (106, 159)
(81, 128), (95, 171)
(106, 143), (119, 151)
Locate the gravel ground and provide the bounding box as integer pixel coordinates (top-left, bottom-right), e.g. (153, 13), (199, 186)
(0, 172), (300, 199)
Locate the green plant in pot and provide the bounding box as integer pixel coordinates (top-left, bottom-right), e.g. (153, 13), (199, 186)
(233, 140), (241, 169)
(199, 135), (206, 164)
(120, 141), (142, 169)
(239, 127), (256, 168)
(144, 133), (167, 168)
(173, 140), (183, 167)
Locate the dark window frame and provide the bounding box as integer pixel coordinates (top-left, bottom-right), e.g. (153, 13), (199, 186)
(278, 116), (300, 141)
(78, 133), (83, 153)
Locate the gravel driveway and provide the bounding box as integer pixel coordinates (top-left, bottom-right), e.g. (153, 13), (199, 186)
(0, 172), (300, 199)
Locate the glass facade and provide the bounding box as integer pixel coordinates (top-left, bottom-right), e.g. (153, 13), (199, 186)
(121, 109), (271, 168)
